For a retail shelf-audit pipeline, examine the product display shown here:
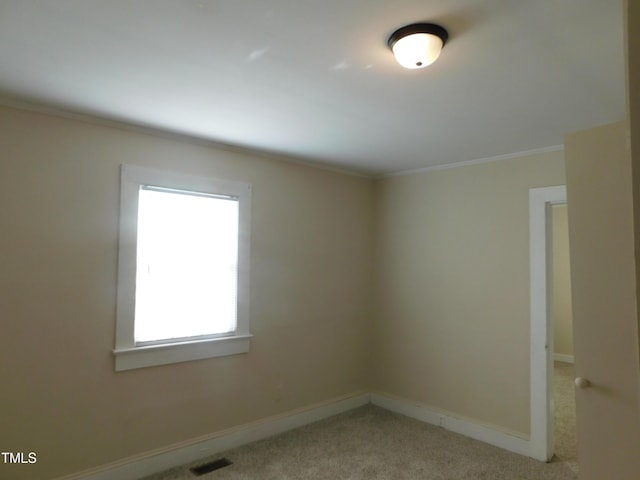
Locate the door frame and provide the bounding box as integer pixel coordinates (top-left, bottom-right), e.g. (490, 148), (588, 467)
(529, 185), (567, 461)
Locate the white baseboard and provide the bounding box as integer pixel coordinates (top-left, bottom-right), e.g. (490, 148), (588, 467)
(56, 392), (370, 480)
(370, 392), (531, 458)
(58, 390), (540, 479)
(553, 353), (575, 364)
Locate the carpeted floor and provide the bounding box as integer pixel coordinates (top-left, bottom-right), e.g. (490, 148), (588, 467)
(553, 361), (577, 468)
(142, 404), (578, 480)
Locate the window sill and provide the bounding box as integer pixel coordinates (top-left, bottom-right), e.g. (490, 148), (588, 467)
(113, 334), (252, 371)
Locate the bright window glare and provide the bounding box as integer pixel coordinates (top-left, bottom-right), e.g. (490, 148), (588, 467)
(134, 187), (239, 343)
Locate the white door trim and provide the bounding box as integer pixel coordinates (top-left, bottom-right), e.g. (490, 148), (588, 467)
(529, 185), (567, 461)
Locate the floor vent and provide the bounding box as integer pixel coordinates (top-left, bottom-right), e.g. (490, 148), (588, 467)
(190, 458), (233, 476)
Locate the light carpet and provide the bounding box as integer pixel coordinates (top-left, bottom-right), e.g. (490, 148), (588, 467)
(141, 405), (577, 480)
(554, 360), (578, 469)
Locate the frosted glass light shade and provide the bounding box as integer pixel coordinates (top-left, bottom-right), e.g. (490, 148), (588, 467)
(392, 33), (443, 69)
(388, 23), (448, 70)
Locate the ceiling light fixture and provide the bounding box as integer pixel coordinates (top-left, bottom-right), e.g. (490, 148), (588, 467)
(388, 23), (448, 69)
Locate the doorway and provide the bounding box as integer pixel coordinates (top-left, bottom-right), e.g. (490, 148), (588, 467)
(529, 185), (570, 462)
(549, 204), (578, 469)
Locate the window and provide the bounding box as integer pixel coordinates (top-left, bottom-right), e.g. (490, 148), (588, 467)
(114, 164), (252, 371)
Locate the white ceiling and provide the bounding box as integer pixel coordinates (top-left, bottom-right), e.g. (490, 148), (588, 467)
(0, 1), (625, 176)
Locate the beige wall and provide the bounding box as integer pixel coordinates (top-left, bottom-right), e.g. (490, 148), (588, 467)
(551, 204), (573, 358)
(0, 105), (373, 480)
(372, 151), (565, 436)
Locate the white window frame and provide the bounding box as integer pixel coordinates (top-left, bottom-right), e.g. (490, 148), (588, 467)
(114, 164), (252, 371)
